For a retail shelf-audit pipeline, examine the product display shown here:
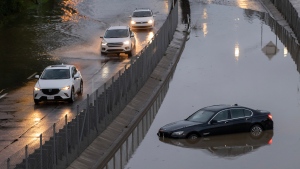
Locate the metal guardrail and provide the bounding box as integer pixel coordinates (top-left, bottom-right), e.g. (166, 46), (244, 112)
(2, 1), (179, 169)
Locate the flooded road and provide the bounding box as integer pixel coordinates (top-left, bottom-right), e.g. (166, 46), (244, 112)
(125, 0), (300, 169)
(0, 0), (169, 162)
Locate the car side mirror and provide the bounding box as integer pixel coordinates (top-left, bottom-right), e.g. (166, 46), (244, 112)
(210, 120), (217, 125)
(35, 75), (40, 79)
(74, 74), (79, 79)
(131, 34), (134, 37)
(153, 15), (156, 17)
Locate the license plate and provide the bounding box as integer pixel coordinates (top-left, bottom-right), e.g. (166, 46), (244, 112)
(47, 96), (54, 100)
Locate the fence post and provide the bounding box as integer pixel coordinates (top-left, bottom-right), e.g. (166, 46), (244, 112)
(40, 134), (42, 169)
(25, 145), (28, 169)
(7, 158), (10, 169)
(96, 90), (99, 125)
(65, 115), (68, 166)
(53, 123), (56, 169)
(77, 105), (80, 144)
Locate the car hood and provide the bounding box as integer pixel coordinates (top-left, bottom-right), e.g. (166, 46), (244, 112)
(36, 79), (71, 89)
(103, 37), (129, 43)
(131, 17), (153, 22)
(160, 120), (201, 131)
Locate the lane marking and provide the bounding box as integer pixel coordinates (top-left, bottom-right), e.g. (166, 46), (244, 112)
(0, 93), (7, 100)
(27, 72), (37, 80)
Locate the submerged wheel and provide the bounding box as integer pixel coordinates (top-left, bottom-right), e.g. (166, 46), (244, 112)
(68, 87), (75, 103)
(187, 133), (199, 140)
(34, 99), (40, 105)
(186, 133), (200, 144)
(78, 81), (83, 96)
(250, 124), (263, 138)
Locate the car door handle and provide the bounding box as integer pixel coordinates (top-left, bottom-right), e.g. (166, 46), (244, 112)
(224, 121), (228, 123)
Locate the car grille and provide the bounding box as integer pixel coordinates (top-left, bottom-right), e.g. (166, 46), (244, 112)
(107, 42), (123, 47)
(106, 49), (125, 52)
(41, 89), (60, 95)
(136, 22), (148, 24)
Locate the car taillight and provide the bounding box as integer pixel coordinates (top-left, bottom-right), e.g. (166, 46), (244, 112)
(268, 114), (273, 120)
(268, 139), (273, 145)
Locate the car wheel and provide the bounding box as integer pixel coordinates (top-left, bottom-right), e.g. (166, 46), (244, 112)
(187, 133), (199, 140)
(186, 133), (200, 144)
(78, 81), (83, 96)
(34, 99), (40, 105)
(68, 87), (75, 103)
(250, 124), (263, 138)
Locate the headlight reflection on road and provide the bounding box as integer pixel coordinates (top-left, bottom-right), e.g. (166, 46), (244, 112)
(284, 47), (288, 57)
(147, 32), (155, 42)
(235, 43), (240, 61)
(202, 23), (208, 37)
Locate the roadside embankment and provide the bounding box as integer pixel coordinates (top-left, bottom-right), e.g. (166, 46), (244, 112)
(67, 3), (190, 169)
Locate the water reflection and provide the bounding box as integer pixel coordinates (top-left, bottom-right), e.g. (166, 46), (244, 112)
(159, 131), (273, 159)
(234, 43), (240, 61)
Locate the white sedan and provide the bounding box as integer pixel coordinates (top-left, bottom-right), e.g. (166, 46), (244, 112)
(33, 64), (83, 104)
(130, 8), (155, 30)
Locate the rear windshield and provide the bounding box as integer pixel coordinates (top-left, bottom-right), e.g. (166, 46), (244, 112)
(104, 29), (129, 38)
(132, 11), (152, 17)
(41, 69), (70, 79)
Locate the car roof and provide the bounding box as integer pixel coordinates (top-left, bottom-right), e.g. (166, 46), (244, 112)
(202, 104), (249, 112)
(107, 26), (129, 30)
(45, 65), (73, 69)
(133, 8), (151, 12)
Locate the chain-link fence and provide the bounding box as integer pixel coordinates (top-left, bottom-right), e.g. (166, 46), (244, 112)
(2, 1), (179, 169)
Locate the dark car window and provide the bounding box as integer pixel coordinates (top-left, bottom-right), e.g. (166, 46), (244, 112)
(231, 109), (245, 119)
(104, 29), (129, 38)
(244, 109), (252, 116)
(71, 67), (77, 77)
(41, 69), (70, 79)
(186, 110), (215, 123)
(132, 11), (152, 17)
(213, 110), (230, 121)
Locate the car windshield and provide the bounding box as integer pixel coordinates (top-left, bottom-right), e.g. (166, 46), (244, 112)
(132, 11), (152, 17)
(40, 69), (70, 80)
(104, 29), (129, 38)
(186, 110), (215, 123)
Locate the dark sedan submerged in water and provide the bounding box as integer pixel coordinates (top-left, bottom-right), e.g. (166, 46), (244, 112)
(157, 104), (273, 139)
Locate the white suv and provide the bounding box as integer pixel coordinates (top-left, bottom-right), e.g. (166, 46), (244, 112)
(33, 64), (83, 104)
(130, 8), (155, 30)
(100, 26), (136, 56)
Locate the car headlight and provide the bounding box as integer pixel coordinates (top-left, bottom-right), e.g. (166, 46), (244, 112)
(131, 20), (136, 24)
(34, 87), (40, 91)
(61, 85), (70, 90)
(123, 41), (130, 45)
(148, 20), (153, 24)
(171, 131), (184, 136)
(101, 40), (107, 46)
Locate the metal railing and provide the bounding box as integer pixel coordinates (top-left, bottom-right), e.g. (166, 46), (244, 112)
(261, 10), (300, 73)
(3, 1), (179, 169)
(269, 0), (300, 42)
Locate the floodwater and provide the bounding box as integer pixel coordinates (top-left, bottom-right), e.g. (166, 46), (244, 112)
(125, 0), (300, 169)
(0, 0), (170, 163)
